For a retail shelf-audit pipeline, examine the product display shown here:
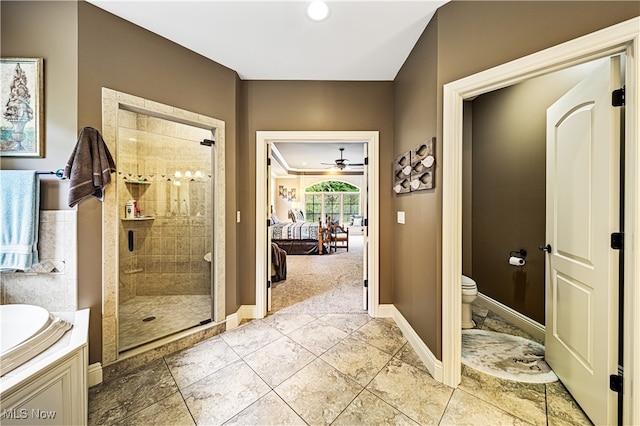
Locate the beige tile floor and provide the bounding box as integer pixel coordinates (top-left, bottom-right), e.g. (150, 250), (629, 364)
(119, 295), (212, 351)
(89, 305), (593, 425)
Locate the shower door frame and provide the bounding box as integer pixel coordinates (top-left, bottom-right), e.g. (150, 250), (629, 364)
(101, 88), (226, 365)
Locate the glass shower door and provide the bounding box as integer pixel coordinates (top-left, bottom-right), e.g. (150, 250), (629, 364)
(117, 110), (214, 352)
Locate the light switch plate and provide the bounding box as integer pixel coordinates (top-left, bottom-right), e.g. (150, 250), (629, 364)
(397, 211), (405, 224)
(237, 211), (241, 223)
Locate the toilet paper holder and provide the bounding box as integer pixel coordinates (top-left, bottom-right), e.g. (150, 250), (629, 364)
(509, 249), (527, 267)
(509, 249), (527, 258)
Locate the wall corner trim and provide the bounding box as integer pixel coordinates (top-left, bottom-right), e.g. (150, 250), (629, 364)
(88, 362), (103, 387)
(225, 313), (239, 330)
(226, 305), (258, 331)
(376, 304), (395, 318)
(389, 305), (443, 383)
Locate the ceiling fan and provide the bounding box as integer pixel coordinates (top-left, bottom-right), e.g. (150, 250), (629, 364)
(321, 148), (364, 170)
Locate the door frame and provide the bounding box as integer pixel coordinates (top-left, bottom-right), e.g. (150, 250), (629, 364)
(441, 17), (639, 425)
(255, 130), (380, 318)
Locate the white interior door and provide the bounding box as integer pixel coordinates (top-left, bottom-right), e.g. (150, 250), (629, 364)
(267, 143), (273, 312)
(545, 56), (621, 426)
(362, 143), (369, 310)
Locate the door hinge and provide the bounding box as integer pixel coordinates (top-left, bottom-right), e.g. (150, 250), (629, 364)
(267, 158), (271, 166)
(610, 374), (623, 393)
(267, 280), (271, 289)
(267, 219), (271, 227)
(612, 87), (625, 107)
(200, 138), (215, 147)
(364, 157), (369, 166)
(363, 218), (368, 227)
(363, 279), (368, 288)
(611, 232), (624, 250)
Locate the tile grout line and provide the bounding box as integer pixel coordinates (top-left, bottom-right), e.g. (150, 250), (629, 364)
(161, 356), (199, 426)
(436, 386), (456, 426)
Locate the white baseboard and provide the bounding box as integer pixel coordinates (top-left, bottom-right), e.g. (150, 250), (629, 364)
(376, 304), (394, 318)
(225, 312), (239, 330)
(389, 305), (443, 382)
(226, 305), (258, 330)
(88, 362), (103, 387)
(476, 293), (545, 342)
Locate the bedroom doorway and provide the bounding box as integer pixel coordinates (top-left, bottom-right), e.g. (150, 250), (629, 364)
(256, 131), (380, 319)
(269, 178), (365, 314)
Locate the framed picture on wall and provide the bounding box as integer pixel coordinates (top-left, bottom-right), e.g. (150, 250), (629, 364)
(0, 57), (44, 157)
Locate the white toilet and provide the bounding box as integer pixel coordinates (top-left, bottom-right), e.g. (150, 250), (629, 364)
(461, 275), (478, 329)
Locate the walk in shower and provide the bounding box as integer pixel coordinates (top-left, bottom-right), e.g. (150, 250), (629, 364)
(116, 109), (215, 351)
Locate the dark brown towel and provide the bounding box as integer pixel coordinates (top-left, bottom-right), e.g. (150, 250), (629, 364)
(63, 127), (116, 207)
(271, 242), (287, 282)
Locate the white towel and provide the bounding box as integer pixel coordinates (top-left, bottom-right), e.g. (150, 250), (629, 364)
(0, 170), (39, 271)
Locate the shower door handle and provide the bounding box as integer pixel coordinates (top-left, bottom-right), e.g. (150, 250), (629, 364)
(538, 244), (551, 253)
(128, 230), (134, 252)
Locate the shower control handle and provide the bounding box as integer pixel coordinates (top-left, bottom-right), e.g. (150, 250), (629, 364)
(538, 244), (551, 253)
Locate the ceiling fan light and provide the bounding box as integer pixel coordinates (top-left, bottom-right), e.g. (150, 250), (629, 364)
(307, 1), (330, 22)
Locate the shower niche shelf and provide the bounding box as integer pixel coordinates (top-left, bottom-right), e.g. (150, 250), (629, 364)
(124, 179), (152, 185)
(121, 216), (155, 221)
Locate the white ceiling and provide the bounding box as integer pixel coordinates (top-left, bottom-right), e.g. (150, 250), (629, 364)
(272, 142), (365, 175)
(87, 0), (448, 81)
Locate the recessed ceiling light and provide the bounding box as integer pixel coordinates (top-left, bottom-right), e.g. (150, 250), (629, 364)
(306, 1), (330, 22)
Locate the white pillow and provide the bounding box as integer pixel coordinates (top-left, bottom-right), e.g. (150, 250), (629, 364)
(353, 217), (362, 226)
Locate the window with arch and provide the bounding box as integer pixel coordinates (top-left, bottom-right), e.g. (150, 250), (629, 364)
(305, 181), (360, 224)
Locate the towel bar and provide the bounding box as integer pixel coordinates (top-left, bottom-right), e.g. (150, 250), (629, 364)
(36, 169), (65, 179)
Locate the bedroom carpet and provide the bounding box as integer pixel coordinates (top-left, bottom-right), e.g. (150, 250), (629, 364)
(271, 235), (364, 314)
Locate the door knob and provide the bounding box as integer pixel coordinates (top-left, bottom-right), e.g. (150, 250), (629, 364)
(539, 244), (551, 253)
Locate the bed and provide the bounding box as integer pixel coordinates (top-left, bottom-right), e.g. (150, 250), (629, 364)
(271, 213), (329, 255)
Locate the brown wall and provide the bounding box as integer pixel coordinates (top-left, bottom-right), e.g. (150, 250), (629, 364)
(393, 18), (442, 357)
(394, 0), (639, 359)
(469, 62), (603, 324)
(0, 1), (77, 209)
(239, 81), (395, 305)
(437, 1), (639, 85)
(75, 2), (240, 364)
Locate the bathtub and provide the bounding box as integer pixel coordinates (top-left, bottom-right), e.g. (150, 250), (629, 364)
(0, 305), (89, 425)
(1, 304), (72, 376)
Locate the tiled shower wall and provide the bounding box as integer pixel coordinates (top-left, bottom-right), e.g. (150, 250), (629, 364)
(1, 210), (78, 312)
(117, 109), (213, 301)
